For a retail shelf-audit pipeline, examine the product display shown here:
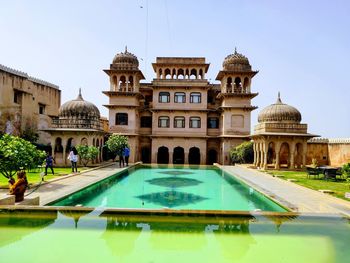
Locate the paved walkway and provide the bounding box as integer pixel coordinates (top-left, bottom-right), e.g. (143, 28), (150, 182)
(221, 165), (350, 216)
(28, 163), (134, 205)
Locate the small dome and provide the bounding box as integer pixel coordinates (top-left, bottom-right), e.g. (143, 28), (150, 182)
(223, 48), (251, 71)
(112, 46), (139, 69)
(59, 89), (100, 120)
(258, 93), (302, 123)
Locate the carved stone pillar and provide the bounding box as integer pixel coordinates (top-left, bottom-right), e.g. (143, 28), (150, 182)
(275, 141), (281, 170)
(289, 143), (296, 169)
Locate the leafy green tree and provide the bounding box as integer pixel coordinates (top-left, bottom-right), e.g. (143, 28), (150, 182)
(76, 145), (99, 166)
(106, 134), (129, 157)
(230, 141), (254, 164)
(0, 134), (46, 179)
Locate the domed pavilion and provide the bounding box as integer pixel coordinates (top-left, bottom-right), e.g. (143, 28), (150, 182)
(43, 89), (106, 166)
(252, 93), (317, 169)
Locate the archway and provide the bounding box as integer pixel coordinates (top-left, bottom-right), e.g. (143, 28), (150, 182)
(267, 142), (276, 166)
(141, 147), (151, 164)
(189, 147), (200, 164)
(279, 142), (290, 168)
(173, 147), (184, 164)
(157, 146), (169, 164)
(54, 137), (63, 153)
(207, 149), (217, 165)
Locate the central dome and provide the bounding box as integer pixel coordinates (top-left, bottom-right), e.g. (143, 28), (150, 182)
(112, 46), (139, 69)
(58, 89), (101, 129)
(223, 48), (251, 71)
(258, 93), (302, 123)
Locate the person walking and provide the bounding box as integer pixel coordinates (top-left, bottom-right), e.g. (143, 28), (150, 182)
(45, 152), (55, 176)
(124, 146), (130, 166)
(118, 148), (125, 167)
(68, 146), (78, 173)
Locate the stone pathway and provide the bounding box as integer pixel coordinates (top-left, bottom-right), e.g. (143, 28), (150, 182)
(27, 163), (134, 205)
(220, 165), (350, 216)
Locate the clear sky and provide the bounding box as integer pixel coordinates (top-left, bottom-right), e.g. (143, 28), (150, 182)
(1, 0), (349, 138)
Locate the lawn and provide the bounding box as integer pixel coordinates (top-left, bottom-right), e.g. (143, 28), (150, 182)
(0, 167), (88, 188)
(265, 170), (350, 201)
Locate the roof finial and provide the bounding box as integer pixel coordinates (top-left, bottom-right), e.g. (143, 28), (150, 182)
(77, 87), (83, 100)
(125, 45), (127, 53)
(234, 47), (237, 54)
(276, 91), (282, 103)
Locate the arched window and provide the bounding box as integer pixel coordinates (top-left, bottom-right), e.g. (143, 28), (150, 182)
(159, 92), (170, 103)
(226, 77), (233, 93)
(116, 113), (128, 125)
(190, 68), (197, 79)
(177, 69), (184, 79)
(190, 92), (201, 103)
(190, 117), (201, 128)
(165, 68), (171, 79)
(174, 92), (186, 103)
(174, 116), (185, 128)
(158, 116), (170, 128)
(234, 77), (242, 93)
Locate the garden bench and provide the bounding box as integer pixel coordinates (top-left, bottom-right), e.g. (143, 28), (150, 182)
(306, 167), (321, 179)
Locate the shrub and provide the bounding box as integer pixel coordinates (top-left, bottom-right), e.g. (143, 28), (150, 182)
(230, 141), (254, 164)
(76, 145), (99, 166)
(0, 134), (46, 179)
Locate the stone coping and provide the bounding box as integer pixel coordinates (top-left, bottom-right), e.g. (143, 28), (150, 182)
(0, 205), (348, 221)
(219, 165), (350, 216)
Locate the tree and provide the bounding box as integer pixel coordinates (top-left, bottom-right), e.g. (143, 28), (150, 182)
(230, 141), (254, 164)
(0, 134), (46, 179)
(105, 134), (129, 157)
(76, 145), (99, 166)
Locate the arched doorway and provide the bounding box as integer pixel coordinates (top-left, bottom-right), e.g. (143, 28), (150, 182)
(173, 147), (184, 164)
(189, 147), (200, 164)
(279, 142), (290, 168)
(141, 147), (151, 164)
(157, 146), (169, 164)
(207, 149), (217, 165)
(267, 142), (276, 166)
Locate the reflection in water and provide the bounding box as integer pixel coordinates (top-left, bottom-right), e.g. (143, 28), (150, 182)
(59, 209), (92, 228)
(0, 210), (57, 248)
(135, 190), (208, 208)
(157, 170), (195, 176)
(146, 176), (203, 188)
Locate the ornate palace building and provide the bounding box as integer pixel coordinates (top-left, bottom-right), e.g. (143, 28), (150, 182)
(103, 48), (258, 165)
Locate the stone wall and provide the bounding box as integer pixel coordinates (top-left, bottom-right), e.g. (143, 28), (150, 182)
(307, 138), (350, 167)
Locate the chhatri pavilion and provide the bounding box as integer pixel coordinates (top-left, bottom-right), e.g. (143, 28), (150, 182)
(252, 93), (318, 169)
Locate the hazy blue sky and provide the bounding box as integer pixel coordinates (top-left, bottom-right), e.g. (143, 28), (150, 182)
(1, 0), (349, 138)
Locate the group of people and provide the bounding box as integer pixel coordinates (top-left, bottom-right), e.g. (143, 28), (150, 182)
(118, 146), (130, 167)
(44, 146), (79, 176)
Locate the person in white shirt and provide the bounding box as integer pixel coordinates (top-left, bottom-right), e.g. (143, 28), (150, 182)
(68, 146), (78, 173)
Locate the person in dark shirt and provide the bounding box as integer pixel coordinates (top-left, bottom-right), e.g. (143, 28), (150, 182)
(45, 152), (55, 175)
(123, 146), (130, 166)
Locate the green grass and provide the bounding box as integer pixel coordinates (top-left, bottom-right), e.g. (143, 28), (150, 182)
(0, 167), (88, 188)
(265, 170), (350, 201)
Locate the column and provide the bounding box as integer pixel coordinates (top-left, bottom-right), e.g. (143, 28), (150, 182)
(253, 143), (256, 166)
(126, 75), (129, 92)
(62, 138), (67, 166)
(169, 151), (173, 164)
(184, 151), (189, 164)
(50, 137), (56, 160)
(302, 141), (307, 168)
(256, 143), (261, 168)
(275, 141), (281, 170)
(289, 142), (295, 169)
(116, 76), (120, 91)
(263, 142), (268, 170)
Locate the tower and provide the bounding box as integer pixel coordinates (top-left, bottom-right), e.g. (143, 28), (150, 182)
(103, 48), (145, 162)
(215, 49), (258, 164)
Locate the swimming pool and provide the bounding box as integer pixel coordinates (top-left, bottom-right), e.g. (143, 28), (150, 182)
(51, 165), (286, 212)
(0, 207), (349, 263)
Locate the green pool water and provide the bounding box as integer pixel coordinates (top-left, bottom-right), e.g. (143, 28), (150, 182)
(0, 208), (349, 263)
(52, 165), (286, 211)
